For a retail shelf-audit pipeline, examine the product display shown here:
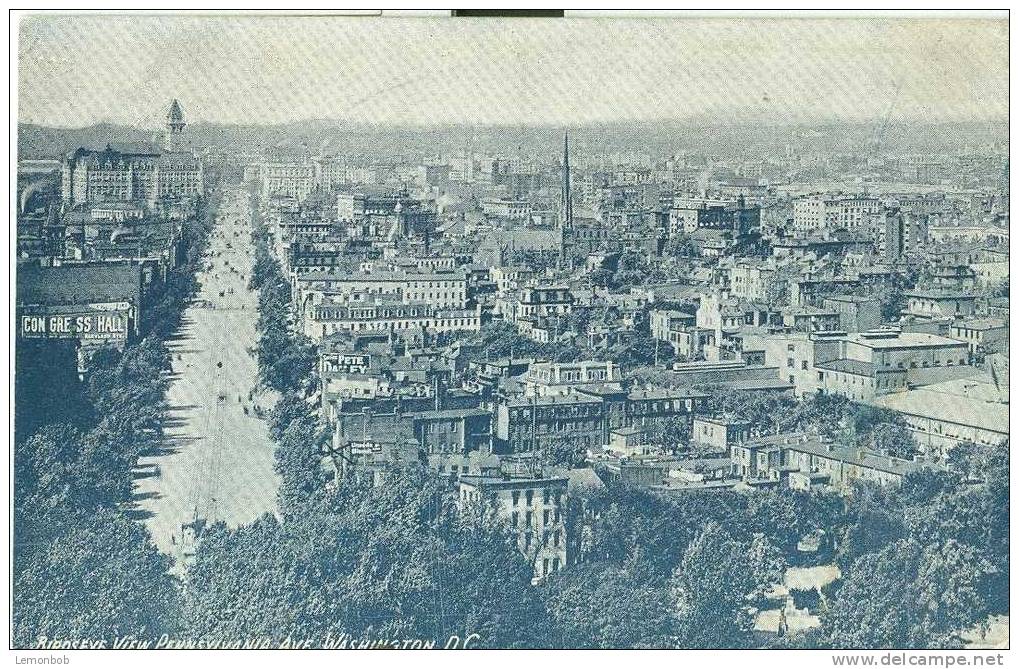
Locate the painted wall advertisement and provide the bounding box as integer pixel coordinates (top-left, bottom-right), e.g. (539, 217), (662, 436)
(321, 353), (371, 374)
(19, 302), (132, 343)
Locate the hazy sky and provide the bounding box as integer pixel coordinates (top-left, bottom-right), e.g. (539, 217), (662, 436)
(18, 14), (1008, 128)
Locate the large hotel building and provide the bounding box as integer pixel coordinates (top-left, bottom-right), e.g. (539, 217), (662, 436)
(60, 99), (204, 207)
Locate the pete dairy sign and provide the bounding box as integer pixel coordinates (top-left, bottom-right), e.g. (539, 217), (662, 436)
(322, 353), (371, 374)
(20, 311), (129, 340)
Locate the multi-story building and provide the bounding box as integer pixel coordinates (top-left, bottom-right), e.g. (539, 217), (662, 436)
(61, 100), (203, 207)
(650, 309), (700, 355)
(823, 295), (883, 332)
(494, 394), (605, 454)
(727, 259), (781, 303)
(517, 285), (573, 320)
(871, 210), (928, 261)
(815, 329), (971, 401)
(622, 387), (706, 434)
(668, 197), (760, 236)
(780, 306), (842, 333)
(458, 474), (568, 581)
(743, 330), (845, 397)
(313, 157), (348, 188)
(696, 291), (778, 343)
(261, 146), (315, 202)
(284, 242), (350, 277)
(295, 269), (469, 310)
(303, 298), (481, 342)
(792, 195), (880, 236)
(337, 192), (437, 241)
(731, 432), (928, 491)
(814, 358), (908, 401)
(522, 360), (622, 397)
(409, 408), (493, 455)
(902, 290), (977, 319)
(948, 318), (1008, 356)
(491, 266), (536, 294)
(480, 198), (531, 221)
(691, 416), (750, 452)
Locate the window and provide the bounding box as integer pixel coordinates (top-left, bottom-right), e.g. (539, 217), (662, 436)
(512, 490), (520, 506)
(525, 490), (534, 506)
(787, 358), (795, 368)
(801, 360), (808, 370)
(525, 511), (533, 527)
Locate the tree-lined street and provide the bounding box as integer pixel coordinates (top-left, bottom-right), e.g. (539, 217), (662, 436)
(133, 187), (279, 557)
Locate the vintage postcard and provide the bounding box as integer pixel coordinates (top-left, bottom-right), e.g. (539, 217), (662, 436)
(10, 9), (1010, 660)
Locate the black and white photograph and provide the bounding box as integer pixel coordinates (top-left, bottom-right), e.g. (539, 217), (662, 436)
(9, 8), (1012, 659)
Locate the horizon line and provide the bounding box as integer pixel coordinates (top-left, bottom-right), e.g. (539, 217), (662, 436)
(18, 116), (1010, 132)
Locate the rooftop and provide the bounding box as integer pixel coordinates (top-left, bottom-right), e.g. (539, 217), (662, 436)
(628, 387), (708, 401)
(869, 389), (1008, 434)
(298, 269), (467, 282)
(17, 261), (142, 307)
(903, 289), (977, 300)
(566, 467), (606, 491)
(408, 408), (490, 420)
(952, 318), (1007, 331)
(504, 394), (603, 408)
(814, 359), (876, 376)
(824, 294), (879, 304)
(847, 330), (967, 349)
(716, 378), (796, 392)
(459, 474), (569, 489)
(750, 434), (929, 477)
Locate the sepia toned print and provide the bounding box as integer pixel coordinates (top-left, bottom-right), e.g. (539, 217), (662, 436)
(12, 12), (1008, 650)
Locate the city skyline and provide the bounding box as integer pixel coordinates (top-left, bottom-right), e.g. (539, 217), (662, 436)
(12, 11), (1011, 655)
(19, 14), (1008, 128)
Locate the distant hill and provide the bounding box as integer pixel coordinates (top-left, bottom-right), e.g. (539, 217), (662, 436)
(18, 123), (155, 159)
(18, 118), (1008, 162)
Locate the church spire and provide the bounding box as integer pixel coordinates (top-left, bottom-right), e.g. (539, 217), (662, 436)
(561, 131), (573, 230)
(558, 131), (574, 271)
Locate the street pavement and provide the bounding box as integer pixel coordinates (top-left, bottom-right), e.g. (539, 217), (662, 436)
(132, 187), (280, 559)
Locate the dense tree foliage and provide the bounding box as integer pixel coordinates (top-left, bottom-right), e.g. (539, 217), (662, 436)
(249, 214), (317, 395)
(810, 446), (1009, 648)
(460, 320), (579, 364)
(822, 539), (994, 648)
(544, 562), (676, 648)
(671, 522), (784, 648)
(13, 508), (181, 648)
(183, 470), (548, 648)
(644, 414), (692, 451)
(13, 189), (219, 648)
